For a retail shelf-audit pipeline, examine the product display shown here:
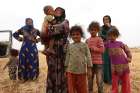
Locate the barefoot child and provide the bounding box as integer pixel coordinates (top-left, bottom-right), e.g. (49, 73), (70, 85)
(105, 26), (132, 93)
(86, 21), (104, 93)
(41, 5), (54, 54)
(3, 48), (19, 80)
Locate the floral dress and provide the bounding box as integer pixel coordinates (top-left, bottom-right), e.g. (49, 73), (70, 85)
(46, 19), (69, 93)
(13, 26), (40, 80)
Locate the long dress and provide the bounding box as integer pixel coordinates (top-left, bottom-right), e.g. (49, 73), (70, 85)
(99, 25), (112, 84)
(13, 26), (40, 80)
(46, 19), (69, 93)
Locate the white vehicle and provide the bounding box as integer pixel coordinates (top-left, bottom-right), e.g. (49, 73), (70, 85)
(0, 30), (12, 57)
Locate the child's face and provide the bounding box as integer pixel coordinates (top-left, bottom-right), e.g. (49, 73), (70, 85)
(45, 7), (54, 15)
(89, 28), (98, 37)
(71, 31), (81, 43)
(108, 34), (117, 41)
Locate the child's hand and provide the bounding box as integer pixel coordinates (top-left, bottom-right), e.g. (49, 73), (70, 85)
(64, 72), (67, 78)
(87, 67), (92, 78)
(127, 58), (132, 63)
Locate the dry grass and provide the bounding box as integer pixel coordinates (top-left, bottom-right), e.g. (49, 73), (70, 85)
(0, 48), (140, 93)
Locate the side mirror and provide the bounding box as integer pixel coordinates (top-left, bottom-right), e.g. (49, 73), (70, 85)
(0, 30), (12, 58)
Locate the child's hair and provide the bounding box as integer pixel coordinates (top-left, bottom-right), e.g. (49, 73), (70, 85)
(70, 25), (84, 38)
(88, 21), (100, 32)
(10, 48), (19, 57)
(43, 5), (53, 14)
(107, 26), (120, 38)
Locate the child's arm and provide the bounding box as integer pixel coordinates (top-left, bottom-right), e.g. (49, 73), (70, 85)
(85, 44), (92, 68)
(3, 60), (11, 70)
(122, 44), (132, 63)
(90, 38), (105, 53)
(64, 44), (70, 70)
(3, 64), (8, 70)
(85, 44), (92, 77)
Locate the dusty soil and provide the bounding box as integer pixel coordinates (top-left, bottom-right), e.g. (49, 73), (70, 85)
(0, 48), (140, 93)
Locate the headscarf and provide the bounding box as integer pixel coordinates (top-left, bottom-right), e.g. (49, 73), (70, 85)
(22, 18), (34, 32)
(54, 7), (66, 23)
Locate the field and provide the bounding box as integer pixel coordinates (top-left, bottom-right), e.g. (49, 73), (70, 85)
(0, 48), (140, 93)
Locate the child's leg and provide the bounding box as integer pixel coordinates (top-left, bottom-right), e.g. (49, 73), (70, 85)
(121, 72), (131, 93)
(95, 65), (104, 93)
(9, 67), (17, 80)
(67, 72), (76, 93)
(112, 72), (119, 93)
(76, 74), (88, 93)
(88, 66), (94, 93)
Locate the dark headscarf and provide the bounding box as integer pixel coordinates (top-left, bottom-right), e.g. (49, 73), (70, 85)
(102, 15), (111, 30)
(54, 7), (66, 23)
(23, 18), (34, 32)
(103, 15), (111, 23)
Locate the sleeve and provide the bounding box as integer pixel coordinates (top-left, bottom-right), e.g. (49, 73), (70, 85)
(65, 44), (70, 67)
(36, 29), (41, 43)
(85, 44), (92, 67)
(13, 28), (23, 41)
(37, 29), (41, 36)
(90, 38), (105, 53)
(122, 44), (132, 63)
(63, 20), (70, 34)
(51, 20), (69, 36)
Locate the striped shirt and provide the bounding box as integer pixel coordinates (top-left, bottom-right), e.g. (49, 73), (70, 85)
(86, 37), (104, 64)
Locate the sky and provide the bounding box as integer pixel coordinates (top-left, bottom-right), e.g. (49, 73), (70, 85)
(0, 0), (140, 50)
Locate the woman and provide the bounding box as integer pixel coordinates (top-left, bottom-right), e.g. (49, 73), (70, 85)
(43, 7), (69, 93)
(13, 18), (40, 81)
(99, 15), (113, 84)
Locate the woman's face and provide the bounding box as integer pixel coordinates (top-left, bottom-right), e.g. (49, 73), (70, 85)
(103, 17), (110, 26)
(54, 8), (62, 17)
(26, 19), (33, 26)
(71, 31), (81, 43)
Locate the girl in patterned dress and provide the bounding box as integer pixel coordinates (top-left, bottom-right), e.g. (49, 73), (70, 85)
(3, 49), (19, 80)
(13, 18), (40, 81)
(65, 25), (92, 93)
(105, 26), (132, 93)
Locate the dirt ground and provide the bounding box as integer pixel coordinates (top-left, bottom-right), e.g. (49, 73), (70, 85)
(0, 48), (140, 93)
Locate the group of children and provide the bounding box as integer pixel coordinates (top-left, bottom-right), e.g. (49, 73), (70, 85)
(65, 22), (132, 93)
(3, 5), (132, 93)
